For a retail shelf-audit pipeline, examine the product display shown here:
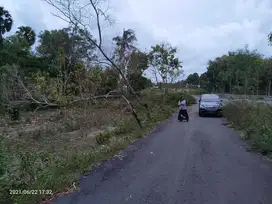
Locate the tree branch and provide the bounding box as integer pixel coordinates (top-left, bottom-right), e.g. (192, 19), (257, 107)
(44, 0), (150, 119)
(89, 0), (102, 47)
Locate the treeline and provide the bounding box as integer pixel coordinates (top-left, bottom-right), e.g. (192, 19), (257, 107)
(186, 44), (272, 96)
(0, 6), (183, 113)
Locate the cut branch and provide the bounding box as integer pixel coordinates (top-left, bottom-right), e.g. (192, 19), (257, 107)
(43, 0), (150, 119)
(10, 64), (59, 110)
(70, 90), (143, 128)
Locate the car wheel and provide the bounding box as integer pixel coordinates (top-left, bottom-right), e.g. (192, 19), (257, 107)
(199, 112), (203, 117)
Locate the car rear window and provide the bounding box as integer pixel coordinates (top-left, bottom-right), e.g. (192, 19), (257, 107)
(201, 95), (220, 102)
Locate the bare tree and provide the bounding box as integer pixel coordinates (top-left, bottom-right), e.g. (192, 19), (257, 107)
(44, 0), (139, 98)
(43, 0), (150, 121)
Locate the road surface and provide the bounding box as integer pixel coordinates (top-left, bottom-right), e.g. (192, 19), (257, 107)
(53, 103), (272, 204)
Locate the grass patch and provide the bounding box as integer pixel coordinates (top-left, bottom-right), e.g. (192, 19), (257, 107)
(0, 92), (196, 204)
(183, 88), (209, 95)
(223, 100), (272, 155)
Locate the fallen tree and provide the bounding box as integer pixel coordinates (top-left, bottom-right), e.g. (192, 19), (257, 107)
(43, 0), (150, 122)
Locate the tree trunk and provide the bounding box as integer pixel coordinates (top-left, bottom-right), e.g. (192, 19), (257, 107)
(244, 77), (248, 96)
(229, 80), (232, 94)
(165, 77), (168, 94)
(268, 79), (271, 96)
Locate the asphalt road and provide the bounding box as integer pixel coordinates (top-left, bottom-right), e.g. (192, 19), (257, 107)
(53, 103), (272, 204)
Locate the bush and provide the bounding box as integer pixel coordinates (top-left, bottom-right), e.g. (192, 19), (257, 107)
(95, 132), (111, 145)
(0, 91), (197, 204)
(164, 92), (196, 106)
(223, 101), (272, 154)
(185, 88), (209, 95)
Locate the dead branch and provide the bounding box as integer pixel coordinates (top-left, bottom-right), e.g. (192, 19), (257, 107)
(121, 94), (142, 128)
(89, 0), (102, 47)
(43, 0), (150, 119)
(10, 64), (59, 111)
(70, 89), (143, 128)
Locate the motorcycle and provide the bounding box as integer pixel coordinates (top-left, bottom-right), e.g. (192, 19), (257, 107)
(178, 110), (189, 122)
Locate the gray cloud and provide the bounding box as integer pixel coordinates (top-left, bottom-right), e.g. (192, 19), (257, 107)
(3, 0), (272, 78)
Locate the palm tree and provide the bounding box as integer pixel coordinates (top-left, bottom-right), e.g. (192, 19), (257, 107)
(0, 7), (13, 43)
(16, 26), (36, 46)
(112, 29), (137, 61)
(112, 29), (137, 91)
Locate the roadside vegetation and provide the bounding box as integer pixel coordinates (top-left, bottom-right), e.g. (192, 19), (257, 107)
(0, 90), (196, 204)
(0, 3), (197, 204)
(223, 101), (272, 155)
(180, 27), (272, 159)
(184, 45), (272, 96)
(183, 32), (272, 156)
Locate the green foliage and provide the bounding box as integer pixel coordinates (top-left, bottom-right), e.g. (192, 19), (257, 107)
(100, 68), (119, 93)
(185, 88), (209, 95)
(149, 42), (183, 86)
(0, 10), (190, 203)
(112, 29), (137, 61)
(199, 45), (272, 95)
(128, 73), (152, 92)
(0, 7), (13, 44)
(223, 101), (272, 154)
(8, 106), (20, 120)
(164, 92), (196, 106)
(127, 50), (149, 75)
(186, 73), (199, 85)
(95, 132), (111, 145)
(16, 26), (36, 47)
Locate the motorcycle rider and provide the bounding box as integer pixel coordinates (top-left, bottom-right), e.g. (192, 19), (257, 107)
(178, 97), (189, 121)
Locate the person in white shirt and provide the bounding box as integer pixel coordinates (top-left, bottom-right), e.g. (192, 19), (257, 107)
(178, 97), (189, 121)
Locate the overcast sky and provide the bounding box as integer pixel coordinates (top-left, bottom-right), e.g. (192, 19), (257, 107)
(3, 0), (272, 79)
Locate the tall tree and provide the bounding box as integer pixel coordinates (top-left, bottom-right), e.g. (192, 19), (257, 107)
(126, 50), (151, 92)
(149, 42), (182, 92)
(201, 46), (265, 95)
(186, 73), (199, 86)
(37, 27), (96, 75)
(16, 26), (36, 47)
(36, 27), (97, 96)
(113, 29), (137, 91)
(112, 29), (137, 62)
(0, 7), (13, 44)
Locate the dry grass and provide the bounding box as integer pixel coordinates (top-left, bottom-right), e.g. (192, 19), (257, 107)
(0, 92), (196, 204)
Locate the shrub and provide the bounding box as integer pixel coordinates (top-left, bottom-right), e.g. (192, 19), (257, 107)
(185, 88), (209, 95)
(95, 132), (111, 145)
(8, 106), (20, 120)
(223, 101), (272, 154)
(164, 92), (196, 106)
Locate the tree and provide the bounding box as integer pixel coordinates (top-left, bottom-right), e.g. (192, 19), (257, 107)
(113, 29), (137, 63)
(44, 0), (150, 126)
(43, 0), (143, 101)
(101, 68), (119, 94)
(113, 29), (137, 91)
(199, 72), (209, 90)
(262, 58), (272, 96)
(266, 33), (272, 96)
(149, 42), (182, 92)
(37, 27), (96, 67)
(0, 34), (47, 77)
(128, 73), (152, 92)
(125, 50), (151, 92)
(200, 45), (266, 95)
(127, 50), (148, 76)
(186, 73), (199, 86)
(16, 26), (36, 47)
(0, 7), (13, 44)
(36, 27), (98, 95)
